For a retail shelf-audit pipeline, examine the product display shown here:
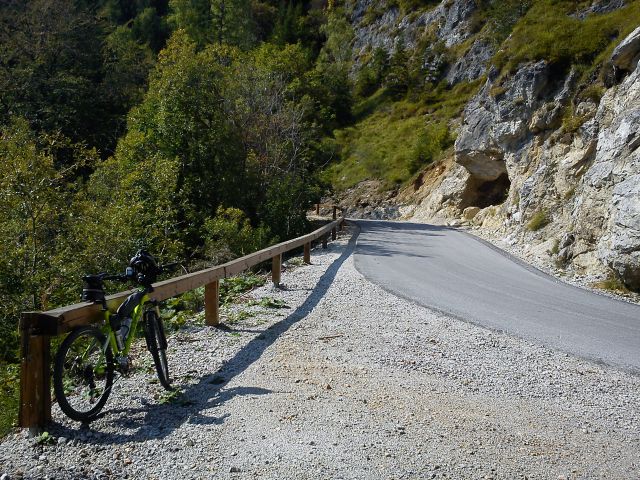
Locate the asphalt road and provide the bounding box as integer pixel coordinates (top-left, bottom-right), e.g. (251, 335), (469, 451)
(352, 219), (640, 373)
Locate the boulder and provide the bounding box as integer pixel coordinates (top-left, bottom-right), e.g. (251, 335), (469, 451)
(462, 206), (480, 220)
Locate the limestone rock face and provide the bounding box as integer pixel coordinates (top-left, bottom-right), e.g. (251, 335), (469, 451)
(455, 62), (555, 181)
(610, 26), (640, 72)
(344, 1), (640, 287)
(589, 62), (640, 287)
(450, 27), (640, 286)
(349, 0), (487, 85)
(445, 39), (494, 86)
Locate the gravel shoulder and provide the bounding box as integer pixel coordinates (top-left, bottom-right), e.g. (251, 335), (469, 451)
(1, 227), (639, 479)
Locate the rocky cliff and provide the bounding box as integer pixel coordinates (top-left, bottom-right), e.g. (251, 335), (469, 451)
(337, 0), (640, 289)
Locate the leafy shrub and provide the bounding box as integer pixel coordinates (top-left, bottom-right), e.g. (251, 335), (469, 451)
(408, 122), (452, 174)
(0, 363), (19, 438)
(578, 84), (605, 104)
(593, 276), (630, 293)
(220, 274), (266, 305)
(561, 106), (590, 135)
(478, 0), (533, 43)
(204, 207), (274, 264)
(354, 66), (379, 98)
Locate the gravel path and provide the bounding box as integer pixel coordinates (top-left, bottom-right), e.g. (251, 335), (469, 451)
(1, 226), (639, 479)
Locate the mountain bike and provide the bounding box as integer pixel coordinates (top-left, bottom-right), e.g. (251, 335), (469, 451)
(53, 250), (176, 422)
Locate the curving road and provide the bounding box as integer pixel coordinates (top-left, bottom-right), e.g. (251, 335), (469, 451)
(353, 219), (640, 373)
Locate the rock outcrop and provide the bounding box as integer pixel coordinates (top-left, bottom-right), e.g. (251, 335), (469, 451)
(342, 0), (640, 288)
(589, 60), (640, 287)
(445, 27), (640, 286)
(349, 0), (486, 86)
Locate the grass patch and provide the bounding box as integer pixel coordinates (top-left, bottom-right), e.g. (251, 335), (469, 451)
(248, 297), (289, 309)
(157, 388), (193, 406)
(493, 1), (640, 74)
(527, 209), (550, 231)
(324, 80), (480, 192)
(323, 103), (427, 190)
(224, 309), (256, 324)
(593, 276), (630, 293)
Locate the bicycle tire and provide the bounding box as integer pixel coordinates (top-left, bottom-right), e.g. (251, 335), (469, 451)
(53, 326), (114, 422)
(144, 310), (172, 390)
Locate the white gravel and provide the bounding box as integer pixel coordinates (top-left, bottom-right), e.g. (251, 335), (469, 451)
(1, 226), (639, 479)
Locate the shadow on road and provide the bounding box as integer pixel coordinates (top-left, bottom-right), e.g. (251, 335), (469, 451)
(353, 219), (449, 259)
(50, 229), (359, 445)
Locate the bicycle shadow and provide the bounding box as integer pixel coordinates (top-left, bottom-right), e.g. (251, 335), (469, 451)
(51, 228), (359, 446)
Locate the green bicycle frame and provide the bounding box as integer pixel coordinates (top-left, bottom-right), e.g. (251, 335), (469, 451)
(105, 291), (152, 356)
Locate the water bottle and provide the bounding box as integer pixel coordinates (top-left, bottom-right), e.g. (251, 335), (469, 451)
(116, 317), (133, 350)
(119, 317), (133, 341)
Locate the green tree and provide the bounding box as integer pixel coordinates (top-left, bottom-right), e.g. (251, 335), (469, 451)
(386, 42), (410, 99)
(0, 118), (95, 361)
(311, 10), (355, 129)
(211, 0), (254, 47)
(0, 0), (107, 151)
(168, 0), (214, 45)
(106, 31), (245, 249)
(203, 207), (273, 263)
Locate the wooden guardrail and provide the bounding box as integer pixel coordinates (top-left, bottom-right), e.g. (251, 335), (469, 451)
(19, 206), (346, 431)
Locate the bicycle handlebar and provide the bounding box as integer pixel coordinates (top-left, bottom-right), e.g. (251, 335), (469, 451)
(83, 261), (183, 285)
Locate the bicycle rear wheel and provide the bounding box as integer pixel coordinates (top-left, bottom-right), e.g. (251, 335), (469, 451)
(53, 326), (114, 422)
(144, 310), (172, 390)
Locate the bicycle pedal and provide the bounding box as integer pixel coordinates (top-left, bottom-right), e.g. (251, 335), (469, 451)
(115, 355), (131, 374)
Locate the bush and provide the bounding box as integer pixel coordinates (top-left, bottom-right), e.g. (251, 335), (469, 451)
(527, 209), (550, 231)
(204, 207), (274, 264)
(354, 66), (379, 99)
(0, 363), (19, 438)
(408, 122), (451, 174)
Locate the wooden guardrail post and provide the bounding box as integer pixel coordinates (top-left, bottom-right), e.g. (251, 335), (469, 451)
(272, 254), (282, 286)
(322, 235), (328, 249)
(19, 320), (51, 433)
(205, 280), (219, 326)
(332, 206), (338, 240)
(316, 203), (320, 215)
(303, 242), (311, 264)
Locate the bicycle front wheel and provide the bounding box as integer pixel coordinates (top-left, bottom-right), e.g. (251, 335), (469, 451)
(144, 310), (172, 390)
(53, 326), (114, 422)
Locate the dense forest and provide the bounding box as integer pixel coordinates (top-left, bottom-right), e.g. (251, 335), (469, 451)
(0, 0), (358, 433)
